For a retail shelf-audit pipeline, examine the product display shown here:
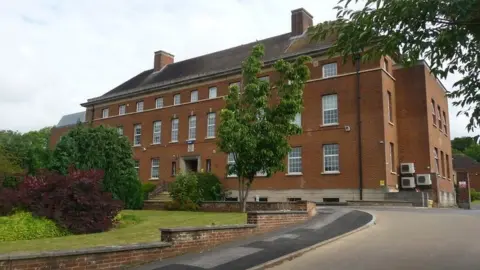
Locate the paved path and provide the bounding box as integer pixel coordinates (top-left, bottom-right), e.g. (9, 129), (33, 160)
(135, 208), (373, 270)
(272, 208), (480, 270)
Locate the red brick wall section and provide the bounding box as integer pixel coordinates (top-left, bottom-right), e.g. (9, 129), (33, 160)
(0, 211), (313, 270)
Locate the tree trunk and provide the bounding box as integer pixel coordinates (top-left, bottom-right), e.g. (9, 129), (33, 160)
(241, 178), (252, 213)
(238, 177), (245, 212)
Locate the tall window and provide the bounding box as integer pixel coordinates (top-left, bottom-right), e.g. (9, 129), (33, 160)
(440, 151), (445, 176)
(322, 94), (338, 125)
(151, 159), (159, 179)
(136, 101), (144, 112)
(117, 126), (123, 136)
(174, 94), (181, 105)
(288, 147), (302, 174)
(446, 154), (450, 178)
(134, 160), (139, 175)
(434, 148), (440, 175)
(155, 98), (164, 109)
(171, 119), (179, 142)
(102, 108), (109, 118)
(390, 143), (395, 172)
(209, 87), (217, 99)
(322, 63), (337, 78)
(227, 153), (236, 177)
(323, 144), (339, 173)
(206, 159), (212, 173)
(431, 100), (436, 125)
(292, 113), (302, 127)
(188, 116), (196, 140)
(133, 124), (141, 146)
(207, 113), (216, 138)
(442, 111), (448, 134)
(118, 105), (126, 115)
(171, 161), (176, 176)
(152, 121), (161, 144)
(387, 91), (393, 123)
(437, 105), (442, 128)
(191, 90), (198, 102)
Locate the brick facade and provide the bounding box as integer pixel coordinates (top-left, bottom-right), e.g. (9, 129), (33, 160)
(50, 8), (454, 204)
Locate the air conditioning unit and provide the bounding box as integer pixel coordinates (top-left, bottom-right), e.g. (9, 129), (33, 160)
(416, 174), (432, 186)
(401, 177), (416, 189)
(400, 163), (415, 174)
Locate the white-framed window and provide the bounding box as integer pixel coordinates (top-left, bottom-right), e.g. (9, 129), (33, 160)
(322, 94), (338, 125)
(322, 63), (337, 78)
(188, 115), (196, 140)
(151, 158), (159, 179)
(102, 108), (109, 118)
(207, 112), (216, 138)
(431, 100), (436, 125)
(136, 101), (144, 112)
(133, 124), (141, 146)
(155, 98), (164, 109)
(323, 144), (339, 173)
(389, 142), (395, 172)
(433, 147), (439, 175)
(174, 94), (181, 105)
(292, 113), (301, 127)
(134, 160), (139, 175)
(227, 153), (237, 177)
(209, 87), (217, 99)
(118, 105), (126, 115)
(442, 111), (448, 135)
(387, 91), (393, 123)
(437, 105), (442, 129)
(191, 90), (198, 102)
(171, 118), (179, 142)
(152, 121), (161, 144)
(288, 147), (302, 174)
(117, 126), (123, 136)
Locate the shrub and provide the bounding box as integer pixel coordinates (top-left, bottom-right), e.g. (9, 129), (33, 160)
(1, 174), (23, 189)
(142, 183), (157, 199)
(50, 125), (143, 209)
(0, 211), (70, 242)
(0, 188), (17, 216)
(169, 172), (202, 208)
(471, 189), (480, 201)
(196, 172), (224, 201)
(18, 169), (123, 234)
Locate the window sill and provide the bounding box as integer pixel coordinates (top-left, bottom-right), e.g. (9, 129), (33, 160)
(169, 141), (179, 144)
(227, 175), (237, 178)
(132, 145), (142, 148)
(320, 123), (339, 127)
(150, 143), (162, 146)
(321, 171), (340, 175)
(388, 122), (395, 126)
(286, 173), (303, 176)
(148, 178), (159, 181)
(186, 139), (196, 142)
(205, 136), (216, 140)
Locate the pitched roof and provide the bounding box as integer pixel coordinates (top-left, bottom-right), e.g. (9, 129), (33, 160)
(56, 111), (86, 128)
(453, 154), (480, 171)
(83, 32), (332, 106)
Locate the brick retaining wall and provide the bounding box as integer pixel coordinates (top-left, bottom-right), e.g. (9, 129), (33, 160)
(0, 210), (313, 270)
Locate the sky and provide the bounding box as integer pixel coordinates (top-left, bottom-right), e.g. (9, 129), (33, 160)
(0, 0), (475, 138)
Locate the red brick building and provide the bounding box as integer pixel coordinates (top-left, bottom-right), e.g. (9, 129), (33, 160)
(51, 8), (454, 203)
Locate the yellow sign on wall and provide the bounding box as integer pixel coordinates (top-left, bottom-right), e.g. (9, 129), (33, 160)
(379, 180), (385, 186)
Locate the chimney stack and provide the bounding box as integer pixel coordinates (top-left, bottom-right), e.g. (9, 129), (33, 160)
(291, 8), (313, 37)
(154, 50), (174, 72)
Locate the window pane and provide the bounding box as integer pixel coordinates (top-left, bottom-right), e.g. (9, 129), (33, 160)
(227, 153), (236, 177)
(136, 101), (144, 112)
(155, 98), (163, 109)
(191, 91), (198, 102)
(171, 119), (179, 142)
(153, 121), (161, 144)
(188, 116), (196, 140)
(323, 63), (337, 78)
(292, 113), (301, 127)
(322, 94), (338, 125)
(323, 144), (339, 172)
(119, 105), (126, 115)
(207, 113), (216, 138)
(174, 94), (181, 105)
(209, 87), (217, 98)
(102, 108), (109, 118)
(133, 124), (141, 146)
(288, 147), (302, 174)
(151, 159), (159, 179)
(387, 91), (393, 122)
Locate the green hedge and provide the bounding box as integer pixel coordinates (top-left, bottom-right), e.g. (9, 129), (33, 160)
(0, 212), (70, 242)
(471, 189), (480, 201)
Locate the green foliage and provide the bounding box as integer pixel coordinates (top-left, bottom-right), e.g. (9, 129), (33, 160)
(164, 200), (200, 211)
(217, 44), (310, 210)
(114, 213), (142, 229)
(50, 125), (143, 209)
(196, 172), (224, 201)
(0, 211), (70, 242)
(470, 189), (480, 201)
(452, 136), (479, 153)
(169, 172), (202, 208)
(141, 183), (157, 199)
(309, 0), (480, 131)
(464, 144), (480, 162)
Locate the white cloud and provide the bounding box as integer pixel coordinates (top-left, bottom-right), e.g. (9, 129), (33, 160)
(0, 0), (475, 138)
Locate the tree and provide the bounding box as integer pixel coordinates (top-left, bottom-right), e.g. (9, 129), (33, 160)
(309, 0), (480, 130)
(217, 44), (310, 212)
(452, 136), (479, 153)
(464, 144), (480, 162)
(50, 125), (143, 209)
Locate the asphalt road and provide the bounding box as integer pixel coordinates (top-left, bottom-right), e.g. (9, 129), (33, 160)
(272, 208), (480, 270)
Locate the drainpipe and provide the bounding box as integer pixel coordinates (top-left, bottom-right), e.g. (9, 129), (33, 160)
(355, 54), (364, 200)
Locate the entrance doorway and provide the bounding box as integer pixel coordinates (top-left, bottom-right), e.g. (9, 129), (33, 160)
(181, 156), (200, 173)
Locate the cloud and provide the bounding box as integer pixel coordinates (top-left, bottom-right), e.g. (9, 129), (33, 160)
(0, 0), (475, 138)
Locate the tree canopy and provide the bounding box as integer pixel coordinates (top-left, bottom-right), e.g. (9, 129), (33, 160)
(217, 44), (310, 211)
(50, 125), (143, 209)
(452, 136), (480, 162)
(309, 0), (480, 130)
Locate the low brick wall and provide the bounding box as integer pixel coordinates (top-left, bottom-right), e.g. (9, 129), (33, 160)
(0, 211), (313, 270)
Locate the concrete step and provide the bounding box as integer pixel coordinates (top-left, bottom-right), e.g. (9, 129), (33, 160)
(150, 192), (172, 201)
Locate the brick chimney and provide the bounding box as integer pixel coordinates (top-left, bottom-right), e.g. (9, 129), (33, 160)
(291, 8), (313, 36)
(154, 50), (174, 72)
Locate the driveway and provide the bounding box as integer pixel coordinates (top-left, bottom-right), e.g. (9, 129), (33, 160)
(272, 208), (480, 270)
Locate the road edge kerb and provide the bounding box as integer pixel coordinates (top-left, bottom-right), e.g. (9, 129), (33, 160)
(246, 210), (376, 270)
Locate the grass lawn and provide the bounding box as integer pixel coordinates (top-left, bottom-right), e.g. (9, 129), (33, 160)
(471, 200), (480, 204)
(0, 210), (246, 254)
